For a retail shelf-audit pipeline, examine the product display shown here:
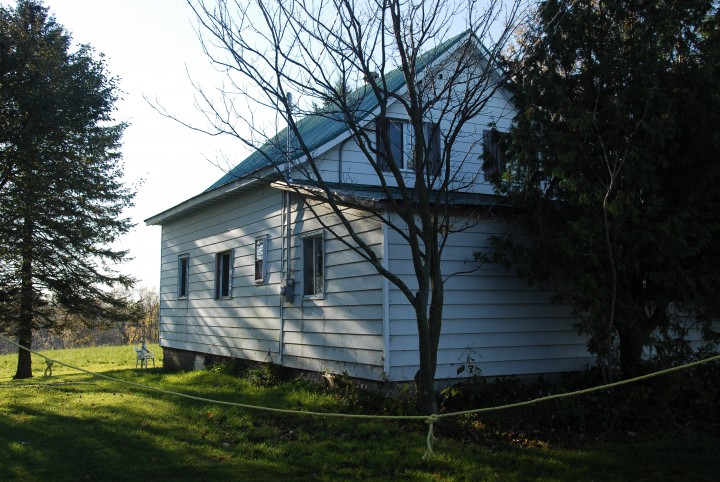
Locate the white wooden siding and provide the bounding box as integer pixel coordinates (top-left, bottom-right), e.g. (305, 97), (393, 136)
(158, 186), (388, 377)
(281, 199), (386, 378)
(155, 41), (593, 382)
(158, 172), (593, 382)
(158, 187), (284, 362)
(385, 214), (592, 382)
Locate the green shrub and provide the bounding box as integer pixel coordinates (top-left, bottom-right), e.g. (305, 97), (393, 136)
(436, 348), (720, 445)
(207, 358), (244, 376)
(243, 362), (282, 387)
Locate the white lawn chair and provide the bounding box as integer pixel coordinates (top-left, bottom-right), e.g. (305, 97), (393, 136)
(134, 343), (155, 369)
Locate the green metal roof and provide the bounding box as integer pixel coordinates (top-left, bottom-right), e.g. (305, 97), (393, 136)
(206, 30), (474, 192)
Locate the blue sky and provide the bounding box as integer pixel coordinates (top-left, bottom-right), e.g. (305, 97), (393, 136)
(6, 0), (517, 291)
(22, 0), (248, 290)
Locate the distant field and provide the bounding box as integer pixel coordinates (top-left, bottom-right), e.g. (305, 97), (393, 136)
(0, 343), (158, 377)
(1, 344), (718, 481)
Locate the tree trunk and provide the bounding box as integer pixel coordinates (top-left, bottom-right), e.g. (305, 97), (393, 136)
(415, 261), (444, 415)
(617, 307), (665, 378)
(618, 326), (644, 378)
(409, 230), (445, 415)
(14, 216), (35, 379)
(13, 323), (33, 379)
(416, 340), (438, 415)
(415, 289), (440, 414)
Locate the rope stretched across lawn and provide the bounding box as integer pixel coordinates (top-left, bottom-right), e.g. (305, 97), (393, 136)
(2, 334), (719, 458)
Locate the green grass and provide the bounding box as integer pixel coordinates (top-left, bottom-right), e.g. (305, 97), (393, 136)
(0, 344), (718, 481)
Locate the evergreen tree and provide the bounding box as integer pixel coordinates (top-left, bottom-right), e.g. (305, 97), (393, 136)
(0, 0), (136, 378)
(492, 0), (720, 380)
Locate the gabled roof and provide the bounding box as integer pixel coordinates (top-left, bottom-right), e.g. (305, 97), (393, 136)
(205, 29), (476, 191)
(147, 29), (494, 226)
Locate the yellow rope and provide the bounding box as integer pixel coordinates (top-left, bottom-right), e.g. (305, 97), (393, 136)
(0, 335), (426, 420)
(422, 414), (439, 460)
(433, 353), (720, 421)
(2, 334), (719, 458)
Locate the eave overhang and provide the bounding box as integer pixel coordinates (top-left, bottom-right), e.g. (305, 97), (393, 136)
(144, 167), (278, 226)
(270, 180), (508, 212)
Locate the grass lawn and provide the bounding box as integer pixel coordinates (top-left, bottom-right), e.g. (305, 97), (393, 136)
(0, 344), (718, 481)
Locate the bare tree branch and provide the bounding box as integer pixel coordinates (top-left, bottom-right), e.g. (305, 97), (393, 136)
(174, 0), (522, 413)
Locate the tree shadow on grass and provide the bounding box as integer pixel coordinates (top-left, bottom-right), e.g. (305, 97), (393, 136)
(0, 368), (436, 481)
(4, 367), (719, 481)
(0, 389), (301, 481)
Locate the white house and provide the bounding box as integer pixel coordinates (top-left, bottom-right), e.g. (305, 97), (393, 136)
(145, 31), (594, 381)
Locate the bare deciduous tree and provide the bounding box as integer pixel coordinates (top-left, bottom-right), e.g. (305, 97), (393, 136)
(179, 0), (521, 414)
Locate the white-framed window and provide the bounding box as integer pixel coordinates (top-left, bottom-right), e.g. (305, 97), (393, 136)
(302, 231), (324, 298)
(178, 254), (189, 299)
(254, 235), (268, 284)
(377, 118), (441, 175)
(483, 128), (509, 181)
(215, 250), (233, 299)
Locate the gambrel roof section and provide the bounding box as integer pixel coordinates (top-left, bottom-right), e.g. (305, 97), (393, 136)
(147, 29), (500, 226)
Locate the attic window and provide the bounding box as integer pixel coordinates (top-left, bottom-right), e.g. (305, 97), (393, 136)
(377, 118), (407, 171)
(413, 122), (441, 176)
(377, 118), (441, 175)
(483, 129), (509, 181)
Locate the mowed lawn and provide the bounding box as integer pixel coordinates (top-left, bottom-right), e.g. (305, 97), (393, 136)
(0, 344), (718, 481)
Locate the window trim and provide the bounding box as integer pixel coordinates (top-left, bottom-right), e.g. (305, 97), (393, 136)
(301, 230), (325, 299)
(178, 254), (189, 299)
(254, 235), (269, 284)
(215, 250), (233, 299)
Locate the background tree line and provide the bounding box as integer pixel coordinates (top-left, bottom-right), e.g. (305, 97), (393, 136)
(0, 286), (159, 355)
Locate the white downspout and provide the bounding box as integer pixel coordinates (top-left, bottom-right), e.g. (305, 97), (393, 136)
(279, 191), (286, 364)
(279, 93), (294, 364)
(280, 190), (293, 363)
(382, 219), (390, 376)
